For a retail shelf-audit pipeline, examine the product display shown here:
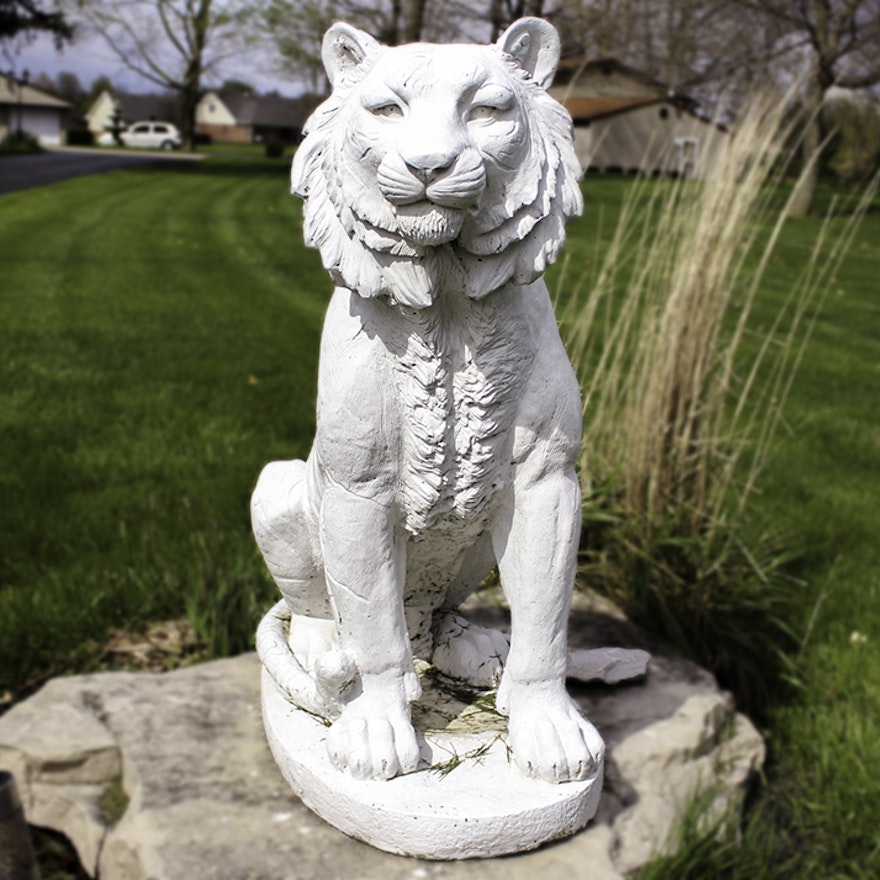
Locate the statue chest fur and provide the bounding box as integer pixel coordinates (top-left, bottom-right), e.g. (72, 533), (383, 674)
(382, 294), (533, 537)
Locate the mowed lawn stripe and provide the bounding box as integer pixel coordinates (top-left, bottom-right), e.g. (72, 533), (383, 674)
(0, 160), (324, 687)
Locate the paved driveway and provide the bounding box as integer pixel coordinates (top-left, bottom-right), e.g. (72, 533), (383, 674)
(0, 147), (201, 196)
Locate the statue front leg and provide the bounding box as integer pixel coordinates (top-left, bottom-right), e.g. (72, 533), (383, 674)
(492, 465), (604, 783)
(320, 484), (421, 779)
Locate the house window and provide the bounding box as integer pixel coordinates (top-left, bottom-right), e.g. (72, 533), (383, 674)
(209, 103), (216, 113)
(675, 137), (700, 178)
(659, 107), (669, 119)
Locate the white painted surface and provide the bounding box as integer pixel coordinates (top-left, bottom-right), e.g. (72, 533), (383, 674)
(253, 17), (599, 789)
(195, 92), (236, 126)
(262, 667), (603, 858)
(86, 90), (116, 134)
(251, 18), (614, 857)
(7, 107), (65, 145)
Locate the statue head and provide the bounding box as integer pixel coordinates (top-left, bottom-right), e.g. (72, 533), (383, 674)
(292, 18), (583, 307)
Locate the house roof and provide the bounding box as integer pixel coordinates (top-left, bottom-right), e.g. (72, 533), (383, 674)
(115, 92), (180, 124)
(553, 57), (669, 94)
(0, 78), (70, 109)
(549, 56), (710, 126)
(217, 93), (318, 128)
(561, 96), (663, 123)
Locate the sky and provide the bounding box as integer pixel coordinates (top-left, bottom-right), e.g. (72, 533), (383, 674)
(8, 30), (303, 97)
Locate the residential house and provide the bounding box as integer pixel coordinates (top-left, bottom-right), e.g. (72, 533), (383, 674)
(0, 77), (71, 145)
(86, 91), (180, 137)
(196, 91), (318, 145)
(548, 59), (728, 179)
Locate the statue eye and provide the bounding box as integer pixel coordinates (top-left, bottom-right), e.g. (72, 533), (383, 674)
(370, 103), (404, 118)
(468, 105), (500, 122)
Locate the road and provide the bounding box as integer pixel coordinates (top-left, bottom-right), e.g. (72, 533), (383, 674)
(0, 147), (202, 196)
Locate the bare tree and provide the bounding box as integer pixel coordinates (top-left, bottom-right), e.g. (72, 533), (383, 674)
(261, 0), (336, 93)
(1, 0), (72, 50)
(734, 0), (880, 215)
(54, 69), (83, 102)
(264, 0), (466, 93)
(483, 0), (545, 39)
(537, 0), (790, 120)
(265, 0), (880, 192)
(70, 0), (256, 149)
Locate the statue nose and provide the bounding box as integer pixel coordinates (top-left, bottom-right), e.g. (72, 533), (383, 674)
(404, 151), (456, 183)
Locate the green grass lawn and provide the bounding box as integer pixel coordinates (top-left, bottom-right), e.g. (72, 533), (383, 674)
(0, 155), (327, 689)
(1, 162), (878, 876)
(558, 177), (880, 878)
(747, 206), (880, 877)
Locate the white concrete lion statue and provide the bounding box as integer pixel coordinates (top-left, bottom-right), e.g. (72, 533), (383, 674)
(252, 17), (604, 785)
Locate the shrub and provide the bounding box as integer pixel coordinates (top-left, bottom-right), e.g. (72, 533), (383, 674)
(823, 96), (880, 183)
(264, 140), (284, 159)
(0, 130), (43, 155)
(66, 126), (94, 147)
(558, 92), (876, 715)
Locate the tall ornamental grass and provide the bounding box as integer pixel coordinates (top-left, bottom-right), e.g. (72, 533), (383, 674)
(557, 93), (876, 714)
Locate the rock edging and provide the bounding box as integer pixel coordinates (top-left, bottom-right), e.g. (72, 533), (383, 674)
(0, 624), (762, 880)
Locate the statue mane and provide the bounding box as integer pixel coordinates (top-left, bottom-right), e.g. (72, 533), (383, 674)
(291, 45), (583, 308)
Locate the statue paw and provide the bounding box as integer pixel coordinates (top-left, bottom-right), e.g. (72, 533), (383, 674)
(431, 611), (510, 687)
(325, 674), (420, 780)
(504, 681), (604, 784)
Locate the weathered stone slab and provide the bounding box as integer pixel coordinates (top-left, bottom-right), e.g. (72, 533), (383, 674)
(567, 648), (652, 685)
(0, 598), (763, 880)
(0, 698), (119, 785)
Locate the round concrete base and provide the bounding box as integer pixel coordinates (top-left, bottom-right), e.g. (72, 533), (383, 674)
(261, 667), (603, 859)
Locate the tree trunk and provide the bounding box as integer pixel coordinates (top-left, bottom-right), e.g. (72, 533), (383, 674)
(489, 0), (504, 40)
(787, 54), (824, 218)
(181, 86), (198, 152)
(402, 0), (426, 43)
(178, 0), (211, 152)
(387, 0), (402, 45)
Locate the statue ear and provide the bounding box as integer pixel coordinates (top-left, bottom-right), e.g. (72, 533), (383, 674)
(322, 22), (381, 88)
(496, 17), (560, 89)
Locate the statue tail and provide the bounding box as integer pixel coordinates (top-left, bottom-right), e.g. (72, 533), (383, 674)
(256, 600), (356, 720)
